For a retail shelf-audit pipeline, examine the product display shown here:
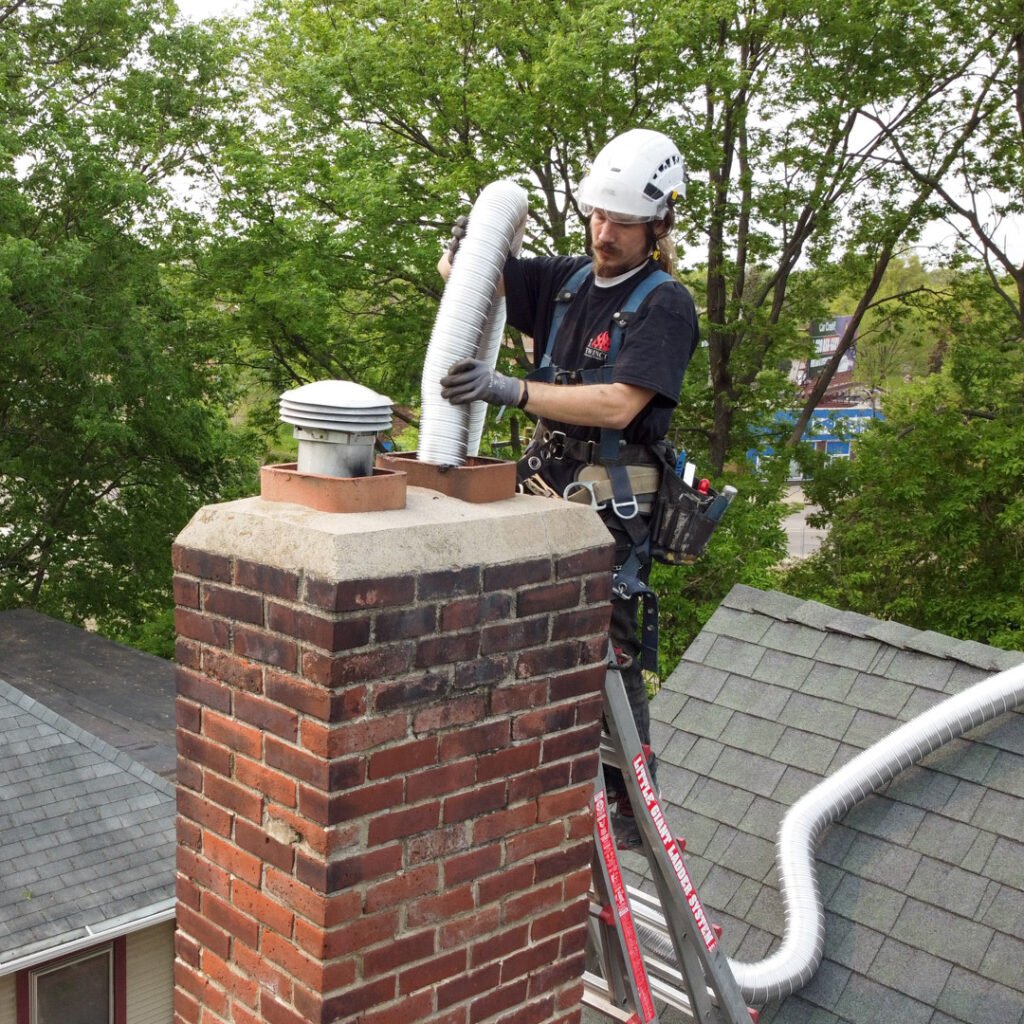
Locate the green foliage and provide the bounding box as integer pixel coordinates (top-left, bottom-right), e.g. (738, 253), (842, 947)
(0, 0), (261, 642)
(781, 272), (1024, 649)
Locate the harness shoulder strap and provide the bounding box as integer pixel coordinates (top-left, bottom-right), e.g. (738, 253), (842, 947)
(539, 261), (593, 369)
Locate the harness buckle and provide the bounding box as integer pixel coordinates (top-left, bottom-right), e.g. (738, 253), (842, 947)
(612, 495), (640, 520)
(543, 430), (567, 460)
(562, 479), (606, 509)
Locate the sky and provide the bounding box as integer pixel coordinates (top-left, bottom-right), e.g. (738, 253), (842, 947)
(176, 0), (251, 21)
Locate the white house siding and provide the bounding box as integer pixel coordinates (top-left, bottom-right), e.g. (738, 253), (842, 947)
(0, 972), (14, 1024)
(126, 921), (174, 1024)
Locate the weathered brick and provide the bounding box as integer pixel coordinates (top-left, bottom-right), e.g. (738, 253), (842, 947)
(305, 575), (415, 612)
(439, 719), (510, 759)
(477, 742), (541, 783)
(202, 648), (263, 693)
(477, 862), (534, 906)
(549, 666), (604, 702)
(363, 929), (437, 978)
(509, 761), (572, 804)
(552, 606), (610, 641)
(445, 846), (502, 888)
(203, 830), (263, 887)
(176, 607), (230, 648)
(541, 721), (602, 765)
(491, 681), (549, 715)
(469, 922), (530, 969)
(231, 878), (294, 938)
(234, 560), (299, 600)
(506, 822), (565, 864)
(481, 617), (549, 655)
(418, 566), (481, 600)
(204, 890), (260, 949)
(406, 884), (475, 928)
(499, 934), (560, 983)
(504, 880), (564, 925)
(204, 771), (262, 823)
(315, 845), (403, 892)
(436, 962), (501, 1011)
(441, 593), (514, 632)
(176, 697), (201, 734)
(321, 977), (397, 1019)
(177, 730), (232, 778)
(444, 780), (507, 824)
(234, 818), (296, 873)
(204, 708), (263, 759)
(454, 656), (511, 689)
(416, 631), (480, 668)
(303, 644), (414, 686)
(537, 783), (592, 824)
(375, 604), (438, 641)
(265, 735), (329, 789)
(399, 948), (468, 995)
(177, 667), (232, 713)
(406, 758), (478, 803)
(203, 584), (264, 625)
(173, 545), (232, 582)
(513, 703), (577, 740)
(556, 546), (614, 578)
(471, 977), (530, 1024)
(269, 602), (371, 651)
(440, 904), (501, 948)
(483, 558), (552, 590)
(516, 642), (580, 679)
(517, 580), (581, 617)
(473, 802), (539, 845)
(368, 801), (441, 845)
(365, 864), (440, 913)
(413, 694), (487, 734)
(234, 755), (298, 808)
(175, 637), (201, 670)
(373, 672), (449, 712)
(233, 625), (298, 672)
(368, 736), (438, 779)
(235, 689), (298, 741)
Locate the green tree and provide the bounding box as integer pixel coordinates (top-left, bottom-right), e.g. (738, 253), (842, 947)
(0, 0), (259, 643)
(781, 270), (1024, 649)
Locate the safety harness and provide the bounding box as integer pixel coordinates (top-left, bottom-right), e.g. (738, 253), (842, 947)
(519, 260), (673, 671)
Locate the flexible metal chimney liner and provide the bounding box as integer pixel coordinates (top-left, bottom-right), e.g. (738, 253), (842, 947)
(419, 180), (527, 466)
(738, 662), (1024, 1001)
(637, 661), (1024, 1004)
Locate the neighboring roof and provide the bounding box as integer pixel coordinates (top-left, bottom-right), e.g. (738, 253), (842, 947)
(633, 585), (1024, 1024)
(0, 609), (176, 778)
(0, 675), (175, 974)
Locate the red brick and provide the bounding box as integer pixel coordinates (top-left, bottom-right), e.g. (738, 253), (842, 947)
(305, 575), (414, 612)
(470, 978), (530, 1024)
(562, 866), (591, 902)
(406, 824), (469, 866)
(177, 845), (230, 900)
(263, 868), (359, 927)
(440, 593), (513, 631)
(202, 583), (263, 624)
(315, 714), (409, 759)
(500, 934), (560, 982)
(454, 656), (511, 689)
(201, 949), (259, 1008)
(535, 842), (590, 884)
(265, 735), (328, 789)
(235, 755), (297, 808)
(541, 721), (602, 764)
(204, 890), (260, 948)
(234, 818), (296, 873)
(537, 783), (592, 823)
(436, 962), (501, 1011)
(509, 761), (572, 804)
(367, 801), (441, 845)
(480, 618), (549, 655)
(368, 735), (437, 779)
(400, 949), (468, 996)
(231, 878), (294, 938)
(491, 680), (549, 715)
(261, 930), (323, 991)
(528, 950), (587, 999)
(477, 741), (541, 783)
(552, 605), (610, 641)
(315, 845), (403, 892)
(259, 991), (309, 1024)
(176, 697), (201, 734)
(468, 921), (528, 966)
(175, 961), (229, 1019)
(575, 692), (604, 727)
(406, 884), (475, 928)
(202, 648), (263, 693)
(493, 994), (555, 1024)
(531, 904), (584, 943)
(233, 943), (293, 1004)
(477, 862), (534, 906)
(483, 559), (552, 590)
(264, 672), (332, 719)
(313, 907), (398, 958)
(503, 880), (563, 925)
(406, 758), (477, 803)
(204, 771), (262, 823)
(175, 637), (201, 670)
(175, 928), (201, 968)
(417, 566), (480, 600)
(321, 977), (397, 1019)
(412, 694), (487, 734)
(234, 625), (298, 672)
(445, 846), (502, 888)
(415, 632), (480, 668)
(514, 702), (577, 740)
(177, 816), (201, 852)
(515, 642), (580, 679)
(439, 904), (500, 947)
(175, 608), (230, 648)
(176, 873), (201, 912)
(173, 545), (232, 582)
(204, 708), (263, 759)
(235, 689), (299, 741)
(267, 602), (370, 651)
(375, 604), (437, 640)
(177, 903), (231, 960)
(472, 802), (537, 845)
(356, 991), (436, 1024)
(372, 672), (448, 713)
(176, 668), (232, 714)
(203, 830), (263, 887)
(363, 929), (436, 978)
(305, 644), (414, 687)
(556, 547), (613, 577)
(443, 780), (506, 824)
(315, 776), (403, 825)
(234, 560), (299, 599)
(178, 787), (231, 837)
(549, 666), (604, 702)
(438, 719), (509, 760)
(516, 580), (581, 617)
(506, 821), (565, 864)
(365, 864), (439, 913)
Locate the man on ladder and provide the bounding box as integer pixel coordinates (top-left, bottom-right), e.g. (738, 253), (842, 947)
(439, 127), (698, 848)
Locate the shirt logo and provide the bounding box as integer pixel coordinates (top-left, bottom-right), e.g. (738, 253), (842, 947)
(585, 330), (611, 360)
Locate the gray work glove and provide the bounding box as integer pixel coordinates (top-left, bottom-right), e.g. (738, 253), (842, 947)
(440, 358), (521, 407)
(445, 215), (469, 264)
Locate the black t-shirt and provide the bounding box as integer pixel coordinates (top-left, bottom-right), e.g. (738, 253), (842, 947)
(503, 255), (699, 491)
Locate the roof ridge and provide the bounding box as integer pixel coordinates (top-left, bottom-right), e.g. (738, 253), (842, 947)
(0, 676), (174, 798)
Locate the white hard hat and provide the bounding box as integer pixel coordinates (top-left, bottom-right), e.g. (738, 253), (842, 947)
(577, 128), (685, 223)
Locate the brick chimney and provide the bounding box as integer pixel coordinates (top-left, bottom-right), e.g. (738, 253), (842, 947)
(172, 488), (613, 1024)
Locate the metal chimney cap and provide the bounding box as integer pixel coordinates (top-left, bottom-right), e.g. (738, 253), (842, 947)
(282, 380), (392, 410)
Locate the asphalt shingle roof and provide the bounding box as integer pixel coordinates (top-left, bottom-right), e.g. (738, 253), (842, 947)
(0, 675), (175, 970)
(629, 585), (1024, 1024)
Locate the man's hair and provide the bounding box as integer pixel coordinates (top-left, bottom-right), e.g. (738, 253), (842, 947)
(650, 210), (676, 277)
